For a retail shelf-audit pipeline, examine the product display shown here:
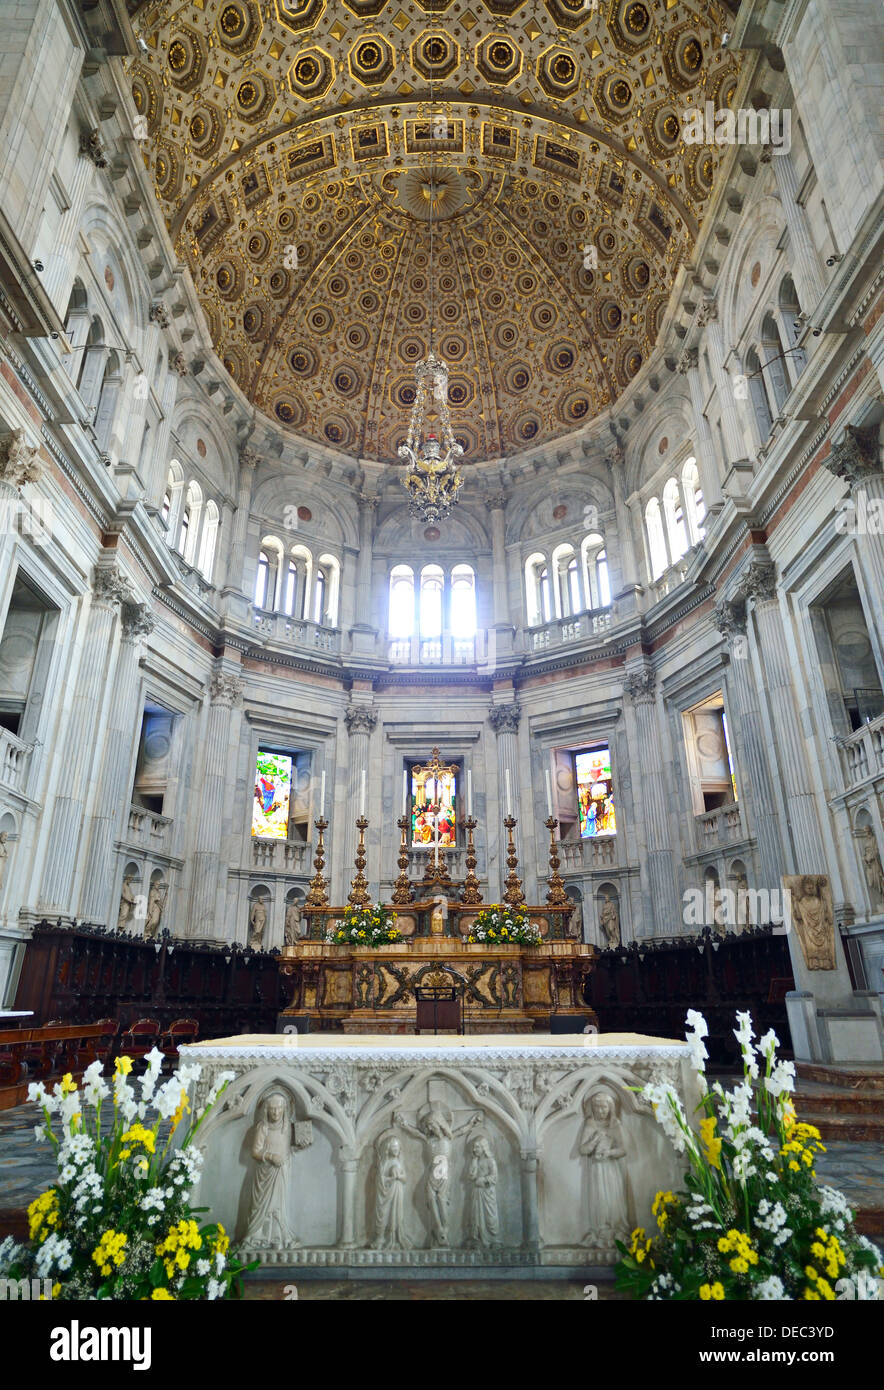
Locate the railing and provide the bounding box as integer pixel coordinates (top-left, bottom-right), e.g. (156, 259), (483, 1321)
(127, 805), (173, 852)
(559, 836), (618, 871)
(839, 711), (884, 789)
(0, 727), (34, 794)
(251, 839), (310, 872)
(407, 847), (467, 880)
(388, 633), (484, 666)
(526, 606), (614, 654)
(251, 609), (341, 656)
(695, 803), (744, 850)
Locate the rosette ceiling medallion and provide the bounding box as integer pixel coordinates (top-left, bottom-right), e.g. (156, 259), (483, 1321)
(130, 0), (740, 466)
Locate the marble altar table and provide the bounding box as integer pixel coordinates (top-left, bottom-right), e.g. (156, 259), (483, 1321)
(182, 1032), (699, 1270)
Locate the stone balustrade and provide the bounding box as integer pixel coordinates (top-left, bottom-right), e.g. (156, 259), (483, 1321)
(694, 804), (744, 851)
(526, 606), (614, 655)
(839, 713), (884, 790)
(0, 727), (33, 795)
(251, 608), (341, 655)
(559, 836), (619, 872)
(126, 804), (173, 852)
(251, 838), (311, 873)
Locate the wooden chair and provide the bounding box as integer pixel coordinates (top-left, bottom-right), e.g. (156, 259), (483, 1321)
(118, 1018), (161, 1062)
(161, 1018), (199, 1065)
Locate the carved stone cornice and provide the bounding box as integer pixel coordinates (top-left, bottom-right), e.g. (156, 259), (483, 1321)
(824, 425), (881, 488)
(488, 702), (521, 735)
(79, 128), (108, 169)
(344, 706), (378, 736)
(121, 602), (156, 641)
(0, 429), (41, 489)
(676, 347), (699, 375)
(624, 669), (656, 704)
(209, 669), (243, 707)
(92, 564), (130, 609)
(712, 597), (748, 641)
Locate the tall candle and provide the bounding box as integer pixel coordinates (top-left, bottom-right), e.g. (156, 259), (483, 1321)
(544, 768), (553, 818)
(401, 769), (407, 818)
(505, 768), (512, 817)
(467, 769), (473, 818)
(320, 769), (326, 819)
(360, 769), (366, 817)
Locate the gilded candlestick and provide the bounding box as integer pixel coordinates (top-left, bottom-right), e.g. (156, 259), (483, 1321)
(544, 815), (571, 907)
(461, 815), (483, 904)
(348, 814), (370, 907)
(305, 816), (329, 909)
(502, 814), (526, 908)
(391, 815), (414, 905)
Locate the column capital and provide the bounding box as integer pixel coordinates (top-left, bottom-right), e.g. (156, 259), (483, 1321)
(740, 558), (777, 605)
(209, 668), (243, 707)
(344, 705), (378, 736)
(238, 444), (261, 472)
(0, 429), (41, 489)
(624, 669), (656, 704)
(357, 492), (380, 511)
(121, 601), (155, 641)
(92, 564), (130, 609)
(697, 296), (718, 327)
(79, 127), (108, 168)
(825, 425), (881, 488)
(676, 347), (699, 375)
(712, 597), (748, 640)
(485, 490), (509, 511)
(488, 701), (521, 734)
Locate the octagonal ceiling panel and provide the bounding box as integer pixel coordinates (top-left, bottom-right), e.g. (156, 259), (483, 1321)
(129, 0), (740, 460)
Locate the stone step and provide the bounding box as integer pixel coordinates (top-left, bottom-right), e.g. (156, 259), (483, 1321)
(795, 1083), (884, 1117)
(796, 1062), (884, 1092)
(807, 1111), (884, 1143)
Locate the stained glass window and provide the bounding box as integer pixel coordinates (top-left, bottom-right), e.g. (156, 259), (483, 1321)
(575, 746), (616, 838)
(252, 750), (293, 839)
(411, 767), (456, 849)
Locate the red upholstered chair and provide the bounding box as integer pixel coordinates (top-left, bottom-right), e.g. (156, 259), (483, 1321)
(118, 1018), (161, 1063)
(161, 1018), (199, 1066)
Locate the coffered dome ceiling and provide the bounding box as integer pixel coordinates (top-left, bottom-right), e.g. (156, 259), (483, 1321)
(129, 0), (739, 461)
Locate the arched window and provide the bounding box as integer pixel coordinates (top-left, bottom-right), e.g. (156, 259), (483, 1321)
(645, 498), (667, 580)
(551, 543), (577, 618)
(254, 550), (270, 608)
(540, 566), (552, 623)
(760, 312), (791, 411)
(94, 349), (122, 447)
(160, 484), (172, 525)
(581, 532), (606, 608)
(568, 556), (581, 614)
(596, 549), (611, 607)
(663, 478), (688, 562)
(198, 500), (219, 581)
(289, 545), (312, 620)
(420, 564), (444, 639)
(681, 457), (706, 543)
(524, 552), (547, 627)
(389, 565), (415, 638)
(180, 482), (202, 564)
(450, 564), (476, 638)
(283, 560), (297, 616)
(313, 569), (326, 625)
(778, 275), (806, 378)
(745, 347), (773, 443)
(316, 554), (340, 626)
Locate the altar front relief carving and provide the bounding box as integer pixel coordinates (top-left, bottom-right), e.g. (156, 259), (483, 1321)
(186, 1039), (696, 1267)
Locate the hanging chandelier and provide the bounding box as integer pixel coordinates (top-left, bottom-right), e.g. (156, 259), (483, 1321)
(398, 59), (466, 524)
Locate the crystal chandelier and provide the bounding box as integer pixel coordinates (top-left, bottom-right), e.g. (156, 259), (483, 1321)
(397, 57), (466, 524)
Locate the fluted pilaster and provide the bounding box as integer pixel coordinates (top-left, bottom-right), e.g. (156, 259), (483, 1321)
(624, 669), (680, 935)
(189, 666), (243, 938)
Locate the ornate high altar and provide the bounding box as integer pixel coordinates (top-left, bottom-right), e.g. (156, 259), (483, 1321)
(278, 749), (596, 1034)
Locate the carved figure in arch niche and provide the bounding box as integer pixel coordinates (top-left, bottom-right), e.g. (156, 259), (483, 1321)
(144, 881), (166, 941)
(117, 875), (136, 931)
(284, 900), (302, 946)
(242, 1091), (312, 1251)
(599, 893), (620, 949)
(393, 1103), (481, 1247)
(373, 1132), (409, 1251)
(0, 830), (9, 892)
(860, 826), (884, 905)
(464, 1134), (500, 1249)
(579, 1087), (630, 1251)
(784, 874), (836, 971)
(249, 895), (268, 950)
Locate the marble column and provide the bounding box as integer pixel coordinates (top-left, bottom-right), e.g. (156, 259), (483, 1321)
(699, 300), (752, 472)
(607, 455), (639, 593)
(488, 701), (521, 898)
(824, 426), (884, 614)
(343, 705), (377, 899)
(189, 665), (243, 939)
(624, 669), (680, 936)
(677, 347), (723, 512)
(712, 597), (783, 892)
(767, 148), (827, 313)
(339, 1149), (359, 1249)
(80, 601), (155, 922)
(520, 1147), (540, 1251)
(350, 494), (379, 652)
(224, 445), (259, 594)
(486, 490), (514, 664)
(42, 564), (129, 911)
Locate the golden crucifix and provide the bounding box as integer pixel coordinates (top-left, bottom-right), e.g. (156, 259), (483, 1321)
(411, 747), (458, 881)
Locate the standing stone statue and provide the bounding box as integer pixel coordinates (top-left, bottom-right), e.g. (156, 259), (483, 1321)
(117, 875), (136, 931)
(599, 893), (620, 949)
(464, 1134), (500, 1249)
(860, 827), (884, 905)
(393, 1104), (481, 1248)
(784, 874), (836, 970)
(284, 900), (302, 945)
(144, 882), (165, 941)
(579, 1088), (630, 1251)
(248, 895), (268, 950)
(373, 1133), (409, 1251)
(0, 830), (9, 891)
(242, 1092), (311, 1251)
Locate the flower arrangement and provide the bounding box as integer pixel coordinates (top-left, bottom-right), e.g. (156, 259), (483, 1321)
(467, 905), (542, 946)
(328, 903), (402, 946)
(615, 1010), (883, 1301)
(0, 1051), (253, 1300)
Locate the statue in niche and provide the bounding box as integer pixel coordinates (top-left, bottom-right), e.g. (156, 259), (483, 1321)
(784, 874), (836, 970)
(143, 882), (166, 941)
(464, 1134), (500, 1249)
(579, 1087), (630, 1251)
(599, 894), (620, 949)
(393, 1103), (481, 1247)
(0, 830), (8, 891)
(566, 899), (583, 941)
(242, 1091), (312, 1251)
(712, 885), (727, 936)
(732, 873), (751, 932)
(284, 900), (302, 945)
(117, 875), (136, 932)
(860, 827), (884, 905)
(373, 1132), (409, 1251)
(248, 896), (268, 950)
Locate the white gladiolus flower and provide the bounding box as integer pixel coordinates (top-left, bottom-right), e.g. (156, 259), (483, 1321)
(685, 1009), (708, 1039)
(686, 1033), (708, 1075)
(27, 1082), (49, 1107)
(642, 1081), (692, 1155)
(758, 1029), (780, 1057)
(82, 1061), (109, 1106)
